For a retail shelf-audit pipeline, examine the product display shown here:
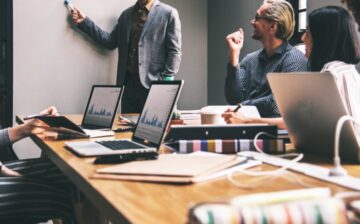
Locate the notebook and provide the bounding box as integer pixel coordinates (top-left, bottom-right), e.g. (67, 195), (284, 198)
(65, 80), (184, 157)
(267, 72), (360, 162)
(35, 85), (123, 138)
(93, 152), (259, 183)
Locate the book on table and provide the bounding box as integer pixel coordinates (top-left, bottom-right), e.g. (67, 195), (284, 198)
(92, 152), (261, 183)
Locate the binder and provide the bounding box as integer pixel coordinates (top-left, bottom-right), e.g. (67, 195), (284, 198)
(167, 124), (277, 141)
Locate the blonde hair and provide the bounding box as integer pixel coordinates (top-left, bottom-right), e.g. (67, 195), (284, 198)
(263, 0), (295, 40)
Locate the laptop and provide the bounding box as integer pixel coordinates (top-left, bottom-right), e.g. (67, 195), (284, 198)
(65, 80), (184, 156)
(34, 85), (123, 138)
(81, 85), (123, 130)
(268, 72), (360, 163)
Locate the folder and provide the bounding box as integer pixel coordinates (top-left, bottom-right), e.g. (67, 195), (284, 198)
(92, 153), (256, 184)
(34, 116), (114, 139)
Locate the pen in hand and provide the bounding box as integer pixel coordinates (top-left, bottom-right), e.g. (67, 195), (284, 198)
(233, 104), (242, 112)
(119, 116), (136, 126)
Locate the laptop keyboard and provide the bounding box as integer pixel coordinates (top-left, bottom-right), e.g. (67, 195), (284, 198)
(97, 140), (146, 150)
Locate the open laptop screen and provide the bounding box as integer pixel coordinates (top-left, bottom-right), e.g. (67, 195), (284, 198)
(82, 85), (123, 129)
(133, 81), (183, 146)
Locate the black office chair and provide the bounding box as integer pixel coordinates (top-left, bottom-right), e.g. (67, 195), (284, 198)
(0, 176), (77, 224)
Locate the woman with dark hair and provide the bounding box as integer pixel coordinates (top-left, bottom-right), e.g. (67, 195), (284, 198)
(305, 6), (360, 71)
(222, 6), (360, 138)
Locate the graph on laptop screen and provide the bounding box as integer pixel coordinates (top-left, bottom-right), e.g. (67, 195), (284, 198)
(134, 84), (178, 144)
(83, 87), (121, 127)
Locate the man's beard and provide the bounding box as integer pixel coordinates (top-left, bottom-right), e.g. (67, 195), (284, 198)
(138, 0), (150, 6)
(251, 32), (262, 40)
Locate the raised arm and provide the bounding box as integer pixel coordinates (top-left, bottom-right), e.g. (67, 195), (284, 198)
(72, 7), (118, 50)
(226, 28), (244, 67)
(225, 57), (251, 104)
(225, 28), (251, 104)
(241, 95), (279, 117)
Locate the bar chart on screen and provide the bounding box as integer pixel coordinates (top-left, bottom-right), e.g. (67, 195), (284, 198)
(135, 85), (179, 143)
(140, 110), (164, 128)
(83, 87), (122, 126)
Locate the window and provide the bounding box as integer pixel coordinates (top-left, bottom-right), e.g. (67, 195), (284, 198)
(288, 0), (307, 45)
(298, 0), (307, 31)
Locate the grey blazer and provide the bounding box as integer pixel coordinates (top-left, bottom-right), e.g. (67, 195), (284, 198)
(78, 0), (182, 89)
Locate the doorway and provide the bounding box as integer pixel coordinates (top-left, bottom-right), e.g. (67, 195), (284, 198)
(0, 0), (13, 128)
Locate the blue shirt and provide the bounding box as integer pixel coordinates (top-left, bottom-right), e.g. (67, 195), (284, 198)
(225, 41), (308, 117)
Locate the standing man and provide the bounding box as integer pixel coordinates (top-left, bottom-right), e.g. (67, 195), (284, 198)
(225, 0), (307, 117)
(71, 0), (182, 113)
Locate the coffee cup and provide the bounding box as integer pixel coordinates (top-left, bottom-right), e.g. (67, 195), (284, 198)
(200, 108), (225, 125)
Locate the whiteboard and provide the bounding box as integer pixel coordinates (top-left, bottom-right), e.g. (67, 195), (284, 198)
(14, 0), (132, 116)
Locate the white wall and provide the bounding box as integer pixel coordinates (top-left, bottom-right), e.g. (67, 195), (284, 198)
(164, 0), (208, 110)
(308, 0), (342, 12)
(13, 0), (207, 158)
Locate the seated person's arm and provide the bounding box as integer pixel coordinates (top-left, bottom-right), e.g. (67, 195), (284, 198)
(7, 106), (58, 144)
(0, 107), (58, 177)
(242, 94), (279, 117)
(222, 111), (286, 129)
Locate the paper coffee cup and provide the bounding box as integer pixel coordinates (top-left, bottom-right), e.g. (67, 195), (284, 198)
(201, 108), (225, 125)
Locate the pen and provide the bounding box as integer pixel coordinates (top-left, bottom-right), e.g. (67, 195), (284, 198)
(119, 116), (136, 125)
(233, 104), (242, 112)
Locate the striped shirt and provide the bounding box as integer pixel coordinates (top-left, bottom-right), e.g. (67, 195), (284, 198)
(0, 128), (77, 223)
(225, 41), (308, 117)
(0, 158), (77, 223)
(321, 61), (360, 141)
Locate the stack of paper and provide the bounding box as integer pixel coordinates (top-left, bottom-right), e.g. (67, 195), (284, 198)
(179, 110), (201, 120)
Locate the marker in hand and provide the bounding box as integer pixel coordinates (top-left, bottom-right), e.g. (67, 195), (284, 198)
(64, 0), (74, 12)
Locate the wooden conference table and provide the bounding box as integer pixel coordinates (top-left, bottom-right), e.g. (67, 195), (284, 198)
(16, 115), (360, 224)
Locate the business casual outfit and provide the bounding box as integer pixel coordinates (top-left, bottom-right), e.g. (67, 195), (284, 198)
(0, 129), (76, 224)
(225, 41), (307, 117)
(321, 61), (360, 141)
(77, 0), (182, 113)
